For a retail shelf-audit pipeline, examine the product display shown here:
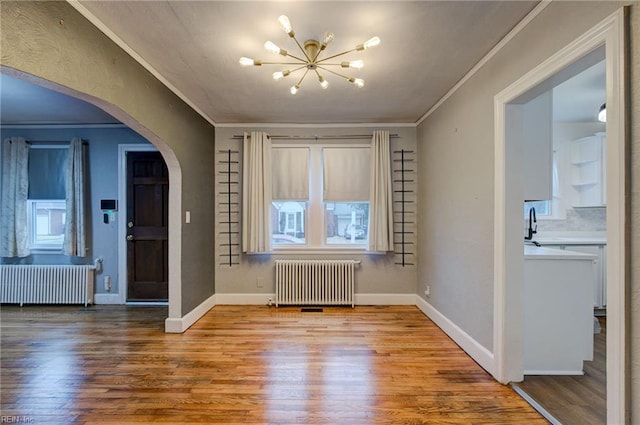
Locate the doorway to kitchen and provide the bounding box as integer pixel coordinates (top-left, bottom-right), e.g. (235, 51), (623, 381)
(493, 10), (627, 425)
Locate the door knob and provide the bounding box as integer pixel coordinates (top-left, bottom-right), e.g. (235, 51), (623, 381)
(127, 221), (134, 228)
(126, 235), (134, 241)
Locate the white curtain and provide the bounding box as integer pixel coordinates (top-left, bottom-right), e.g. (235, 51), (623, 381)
(63, 138), (87, 256)
(323, 147), (370, 202)
(368, 130), (394, 252)
(0, 137), (30, 257)
(242, 132), (272, 253)
(272, 147), (309, 200)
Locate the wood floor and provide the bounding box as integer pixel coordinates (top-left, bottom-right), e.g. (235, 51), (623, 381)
(513, 317), (606, 425)
(1, 305), (547, 424)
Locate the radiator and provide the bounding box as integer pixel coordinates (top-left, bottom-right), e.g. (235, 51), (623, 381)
(275, 260), (358, 307)
(0, 265), (95, 306)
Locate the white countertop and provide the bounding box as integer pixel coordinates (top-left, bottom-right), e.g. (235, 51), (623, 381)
(533, 232), (606, 245)
(524, 245), (598, 260)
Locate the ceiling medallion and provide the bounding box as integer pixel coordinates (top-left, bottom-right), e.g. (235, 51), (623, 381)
(239, 15), (380, 95)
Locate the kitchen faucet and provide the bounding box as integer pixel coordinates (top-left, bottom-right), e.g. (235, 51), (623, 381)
(525, 206), (537, 241)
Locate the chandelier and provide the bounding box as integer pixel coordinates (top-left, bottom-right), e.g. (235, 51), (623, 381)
(239, 15), (380, 95)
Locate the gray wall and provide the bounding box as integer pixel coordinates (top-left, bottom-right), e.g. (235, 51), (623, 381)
(0, 126), (151, 297)
(215, 126), (417, 296)
(0, 1), (215, 316)
(417, 0), (639, 418)
(416, 0), (630, 355)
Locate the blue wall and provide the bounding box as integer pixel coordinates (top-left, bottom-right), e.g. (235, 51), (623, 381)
(0, 126), (152, 296)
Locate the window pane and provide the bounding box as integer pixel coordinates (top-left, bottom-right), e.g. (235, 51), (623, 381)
(271, 201), (306, 245)
(524, 200), (550, 216)
(326, 202), (369, 245)
(30, 200), (66, 249)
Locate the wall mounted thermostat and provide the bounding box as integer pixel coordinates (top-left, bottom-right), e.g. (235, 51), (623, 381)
(100, 199), (117, 224)
(100, 199), (117, 211)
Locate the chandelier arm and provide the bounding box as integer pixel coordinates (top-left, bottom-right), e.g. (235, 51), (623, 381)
(260, 61), (306, 65)
(290, 34), (313, 62)
(275, 51), (307, 63)
(288, 65), (308, 74)
(296, 69), (310, 87)
(316, 65), (353, 81)
(316, 48), (357, 63)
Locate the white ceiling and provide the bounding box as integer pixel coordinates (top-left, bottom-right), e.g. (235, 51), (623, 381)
(0, 1), (603, 127)
(71, 1), (539, 125)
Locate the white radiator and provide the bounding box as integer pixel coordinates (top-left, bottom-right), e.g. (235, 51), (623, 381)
(275, 260), (358, 307)
(0, 265), (95, 306)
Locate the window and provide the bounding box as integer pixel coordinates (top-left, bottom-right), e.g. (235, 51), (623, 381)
(28, 146), (68, 251)
(271, 144), (370, 249)
(28, 200), (66, 250)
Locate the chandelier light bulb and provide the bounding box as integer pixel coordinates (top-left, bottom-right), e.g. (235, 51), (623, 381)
(357, 36), (381, 50)
(264, 41), (281, 55)
(341, 60), (364, 69)
(278, 15), (293, 36)
(290, 85), (300, 95)
(319, 76), (329, 89)
(239, 57), (256, 66)
(273, 70), (290, 80)
(354, 78), (365, 88)
(363, 36), (381, 49)
(321, 32), (335, 49)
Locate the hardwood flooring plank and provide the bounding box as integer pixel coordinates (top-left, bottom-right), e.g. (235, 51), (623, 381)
(1, 305), (546, 424)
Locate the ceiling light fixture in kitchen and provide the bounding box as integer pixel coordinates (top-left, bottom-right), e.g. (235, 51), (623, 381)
(239, 15), (380, 95)
(598, 103), (606, 122)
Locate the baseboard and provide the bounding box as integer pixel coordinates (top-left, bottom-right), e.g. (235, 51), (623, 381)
(165, 293), (216, 333)
(354, 293), (416, 305)
(523, 369), (584, 376)
(415, 295), (495, 375)
(215, 293), (275, 305)
(213, 293), (416, 306)
(94, 293), (121, 304)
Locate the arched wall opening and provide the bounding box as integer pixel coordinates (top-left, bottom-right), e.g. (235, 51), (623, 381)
(1, 66), (183, 323)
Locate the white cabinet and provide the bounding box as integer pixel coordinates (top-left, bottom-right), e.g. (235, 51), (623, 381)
(538, 243), (606, 309)
(522, 91), (553, 201)
(571, 133), (606, 207)
(523, 247), (596, 374)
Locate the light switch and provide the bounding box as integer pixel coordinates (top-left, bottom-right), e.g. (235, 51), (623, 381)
(185, 211), (191, 224)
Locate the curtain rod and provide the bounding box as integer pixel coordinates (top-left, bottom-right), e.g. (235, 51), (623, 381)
(232, 133), (399, 141)
(7, 140), (88, 145)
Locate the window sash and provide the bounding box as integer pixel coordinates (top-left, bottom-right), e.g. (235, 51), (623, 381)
(27, 199), (66, 251)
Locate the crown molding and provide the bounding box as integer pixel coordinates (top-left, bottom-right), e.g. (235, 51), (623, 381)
(215, 122), (417, 129)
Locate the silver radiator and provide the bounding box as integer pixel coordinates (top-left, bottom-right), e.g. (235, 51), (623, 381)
(275, 260), (358, 307)
(0, 265), (95, 306)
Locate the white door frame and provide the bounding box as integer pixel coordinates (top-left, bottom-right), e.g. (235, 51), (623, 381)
(493, 9), (627, 424)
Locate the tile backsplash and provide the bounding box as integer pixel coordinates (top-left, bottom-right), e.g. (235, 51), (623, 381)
(538, 207), (606, 232)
